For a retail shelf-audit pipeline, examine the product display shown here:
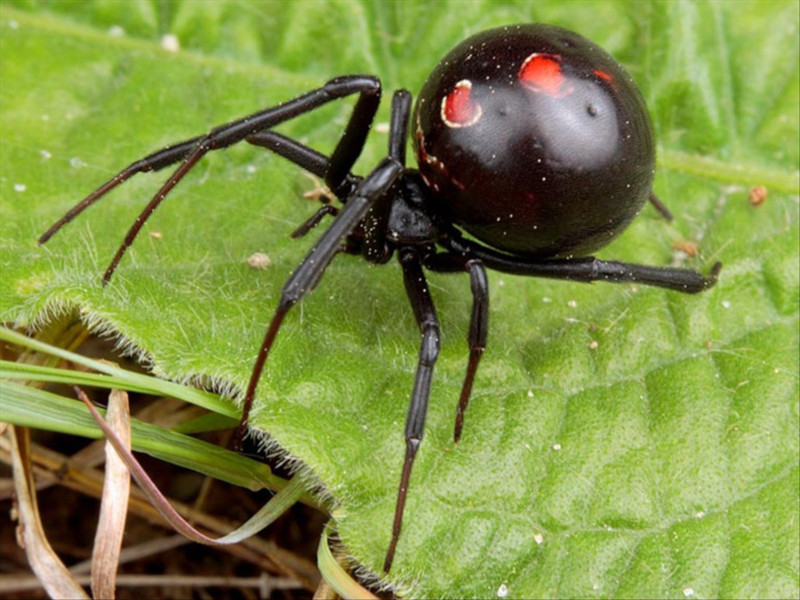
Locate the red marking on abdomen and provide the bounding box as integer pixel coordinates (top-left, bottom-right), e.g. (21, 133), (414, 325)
(441, 80), (482, 128)
(593, 69), (613, 82)
(519, 53), (565, 96)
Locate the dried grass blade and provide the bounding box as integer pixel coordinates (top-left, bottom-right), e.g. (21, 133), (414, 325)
(7, 425), (89, 599)
(91, 389), (131, 599)
(74, 387), (307, 546)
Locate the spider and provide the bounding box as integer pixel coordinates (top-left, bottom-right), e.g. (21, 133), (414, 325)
(40, 24), (721, 573)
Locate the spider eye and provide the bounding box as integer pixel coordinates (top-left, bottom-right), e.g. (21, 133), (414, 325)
(518, 53), (566, 96)
(441, 79), (482, 128)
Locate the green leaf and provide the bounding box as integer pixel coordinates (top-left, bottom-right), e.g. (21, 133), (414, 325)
(1, 2), (797, 598)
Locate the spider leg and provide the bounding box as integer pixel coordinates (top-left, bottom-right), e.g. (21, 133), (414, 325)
(648, 191), (674, 222)
(387, 90), (411, 165)
(290, 205), (341, 239)
(419, 254), (490, 442)
(239, 89), (412, 439)
(247, 130), (361, 188)
(384, 247), (441, 574)
(453, 260), (489, 443)
(423, 252), (490, 442)
(362, 89), (412, 263)
(325, 81), (384, 196)
(236, 156), (404, 438)
(438, 234), (721, 293)
(239, 88), (411, 446)
(38, 136), (204, 244)
(246, 131), (348, 237)
(40, 76), (382, 283)
(251, 89), (412, 251)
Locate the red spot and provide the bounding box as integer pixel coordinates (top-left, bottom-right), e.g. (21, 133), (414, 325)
(441, 80), (482, 127)
(593, 69), (613, 83)
(519, 53), (565, 96)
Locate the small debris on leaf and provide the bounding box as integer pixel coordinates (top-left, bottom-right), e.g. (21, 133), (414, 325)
(748, 185), (767, 207)
(247, 252), (272, 270)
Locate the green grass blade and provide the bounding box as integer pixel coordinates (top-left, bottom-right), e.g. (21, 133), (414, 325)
(0, 380), (281, 493)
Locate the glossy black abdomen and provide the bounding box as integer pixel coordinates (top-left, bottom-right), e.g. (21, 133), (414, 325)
(413, 24), (655, 258)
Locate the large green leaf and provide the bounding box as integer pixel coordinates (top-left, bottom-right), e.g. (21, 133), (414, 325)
(1, 2), (797, 598)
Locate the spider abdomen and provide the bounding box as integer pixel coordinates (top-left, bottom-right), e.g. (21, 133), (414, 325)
(413, 24), (655, 258)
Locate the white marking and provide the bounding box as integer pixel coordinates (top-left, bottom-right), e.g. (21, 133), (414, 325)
(161, 33), (180, 52)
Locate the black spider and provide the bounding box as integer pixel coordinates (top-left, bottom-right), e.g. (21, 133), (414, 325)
(40, 24), (720, 572)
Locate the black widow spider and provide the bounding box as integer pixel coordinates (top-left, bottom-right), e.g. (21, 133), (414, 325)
(40, 24), (720, 573)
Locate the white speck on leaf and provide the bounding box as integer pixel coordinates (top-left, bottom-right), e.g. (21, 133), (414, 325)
(247, 252), (272, 270)
(161, 33), (180, 52)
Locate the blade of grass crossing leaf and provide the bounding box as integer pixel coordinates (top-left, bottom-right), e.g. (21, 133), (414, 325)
(170, 411), (239, 434)
(0, 327), (237, 417)
(1, 359), (165, 395)
(317, 525), (377, 600)
(0, 380), (292, 494)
